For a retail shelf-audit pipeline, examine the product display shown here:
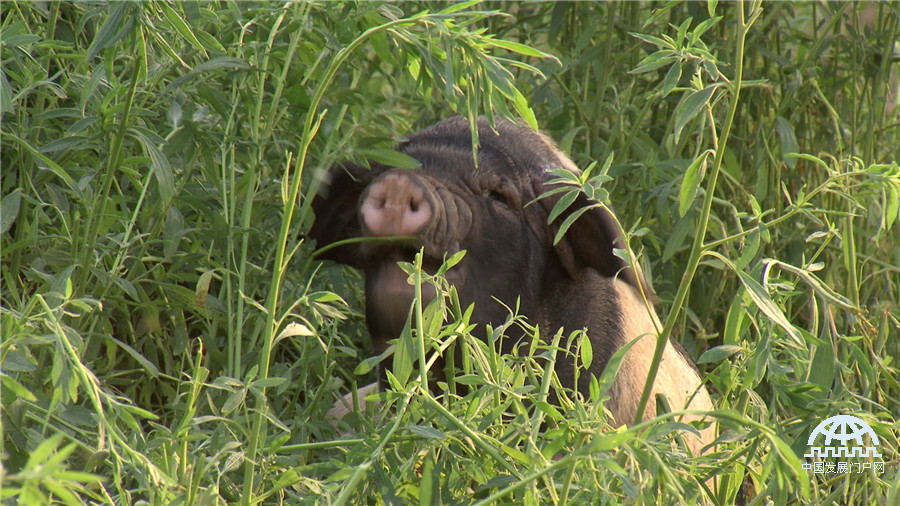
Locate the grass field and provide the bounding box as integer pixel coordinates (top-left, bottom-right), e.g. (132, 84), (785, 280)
(2, 1), (899, 504)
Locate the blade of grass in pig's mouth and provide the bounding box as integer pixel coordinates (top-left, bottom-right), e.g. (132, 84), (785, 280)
(311, 234), (417, 259)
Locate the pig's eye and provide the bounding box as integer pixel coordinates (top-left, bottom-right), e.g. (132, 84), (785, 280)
(481, 175), (520, 209)
(488, 188), (510, 206)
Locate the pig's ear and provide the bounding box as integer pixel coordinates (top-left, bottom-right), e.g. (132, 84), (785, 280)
(535, 176), (646, 292)
(308, 162), (385, 268)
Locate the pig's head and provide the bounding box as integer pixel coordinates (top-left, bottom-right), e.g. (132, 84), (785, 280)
(309, 116), (644, 362)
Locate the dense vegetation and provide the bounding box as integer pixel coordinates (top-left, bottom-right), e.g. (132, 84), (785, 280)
(2, 1), (898, 504)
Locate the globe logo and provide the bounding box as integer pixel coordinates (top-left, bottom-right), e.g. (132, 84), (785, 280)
(804, 414), (882, 459)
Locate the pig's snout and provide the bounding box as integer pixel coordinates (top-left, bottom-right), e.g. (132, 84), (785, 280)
(360, 172), (432, 236)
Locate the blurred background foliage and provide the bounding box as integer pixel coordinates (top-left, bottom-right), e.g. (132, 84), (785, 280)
(1, 1), (898, 504)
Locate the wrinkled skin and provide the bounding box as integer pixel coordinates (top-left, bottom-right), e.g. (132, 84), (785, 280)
(310, 117), (713, 451)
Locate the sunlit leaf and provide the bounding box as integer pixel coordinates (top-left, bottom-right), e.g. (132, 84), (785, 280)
(674, 85), (716, 144)
(678, 150), (710, 217)
(698, 344), (742, 364)
(359, 148), (422, 169)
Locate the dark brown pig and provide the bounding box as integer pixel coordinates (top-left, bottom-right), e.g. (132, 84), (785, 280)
(311, 116), (713, 451)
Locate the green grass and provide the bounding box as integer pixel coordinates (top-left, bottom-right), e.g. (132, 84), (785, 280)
(2, 1), (898, 504)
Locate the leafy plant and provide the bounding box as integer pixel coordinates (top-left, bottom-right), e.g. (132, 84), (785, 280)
(2, 1), (898, 504)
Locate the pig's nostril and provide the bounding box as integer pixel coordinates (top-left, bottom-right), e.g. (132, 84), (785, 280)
(360, 173), (433, 236)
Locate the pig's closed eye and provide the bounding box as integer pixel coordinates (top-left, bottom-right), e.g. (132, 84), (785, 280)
(488, 189), (510, 206)
(482, 175), (520, 209)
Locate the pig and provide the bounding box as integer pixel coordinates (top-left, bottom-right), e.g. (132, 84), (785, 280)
(310, 116), (713, 452)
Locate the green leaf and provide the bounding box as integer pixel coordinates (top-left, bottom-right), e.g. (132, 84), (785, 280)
(25, 433), (66, 469)
(419, 453), (434, 506)
(132, 129), (175, 205)
(1, 349), (37, 373)
(120, 403), (159, 421)
(763, 259), (855, 310)
(676, 17), (693, 48)
(512, 87), (537, 131)
(768, 434), (809, 495)
(723, 290), (751, 346)
(454, 374), (487, 386)
(587, 430), (635, 452)
(661, 211), (693, 262)
(849, 341), (877, 391)
(552, 204), (594, 246)
(661, 61), (682, 97)
(775, 116), (799, 169)
(160, 3), (208, 57)
(2, 34), (42, 48)
(885, 183), (899, 231)
(678, 151), (709, 217)
(558, 127), (585, 154)
(697, 344), (742, 364)
(437, 0), (481, 14)
(710, 253), (805, 347)
(42, 477), (82, 506)
(0, 71), (12, 115)
(487, 38), (551, 59)
(195, 270), (214, 307)
(1, 374), (38, 402)
(534, 400), (564, 422)
(275, 322), (314, 342)
(222, 388), (247, 414)
(630, 51), (678, 74)
(408, 425), (445, 439)
(442, 38), (456, 98)
(393, 316), (415, 386)
(194, 29), (226, 53)
(691, 16), (722, 44)
(1, 190), (21, 235)
(674, 85), (716, 144)
(359, 148), (422, 169)
(193, 57), (249, 73)
(499, 443), (533, 465)
(111, 337), (160, 379)
(735, 228), (761, 270)
(436, 249), (467, 277)
(423, 296), (444, 338)
(547, 190), (579, 225)
(251, 377), (287, 389)
(808, 340), (836, 391)
(38, 135), (89, 154)
(3, 132), (77, 190)
(579, 331), (593, 369)
(629, 32), (675, 50)
(87, 3), (131, 61)
(592, 331), (647, 399)
(163, 205), (184, 258)
(354, 352), (387, 376)
(786, 152), (829, 171)
(51, 470), (104, 484)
